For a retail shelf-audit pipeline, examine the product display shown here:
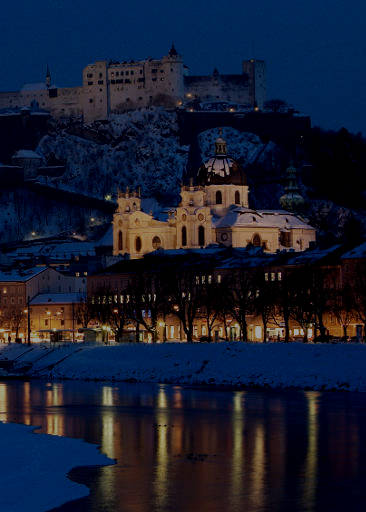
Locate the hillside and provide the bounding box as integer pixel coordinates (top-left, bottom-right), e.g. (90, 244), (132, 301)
(0, 107), (365, 244)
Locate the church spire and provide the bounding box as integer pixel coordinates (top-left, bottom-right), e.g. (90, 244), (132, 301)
(279, 163), (305, 212)
(169, 42), (178, 57)
(46, 64), (51, 88)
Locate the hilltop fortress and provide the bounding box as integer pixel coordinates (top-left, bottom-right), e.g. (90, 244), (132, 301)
(0, 45), (265, 123)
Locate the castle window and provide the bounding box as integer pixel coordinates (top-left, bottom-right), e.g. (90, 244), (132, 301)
(118, 231), (123, 251)
(87, 73), (93, 78)
(116, 72), (119, 76)
(99, 73), (103, 78)
(131, 70), (134, 75)
(135, 237), (142, 252)
(152, 236), (162, 249)
(89, 98), (93, 103)
(235, 191), (240, 204)
(252, 234), (261, 247)
(215, 190), (222, 204)
(88, 81), (93, 85)
(98, 80), (104, 85)
(152, 69), (157, 73)
(182, 226), (187, 246)
(198, 226), (205, 246)
(126, 71), (129, 76)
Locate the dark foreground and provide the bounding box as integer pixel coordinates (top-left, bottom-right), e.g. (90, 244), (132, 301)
(1, 379), (365, 512)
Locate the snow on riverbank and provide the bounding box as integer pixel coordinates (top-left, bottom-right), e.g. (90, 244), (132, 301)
(0, 421), (113, 512)
(1, 342), (366, 391)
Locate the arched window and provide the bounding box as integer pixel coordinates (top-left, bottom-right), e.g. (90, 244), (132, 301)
(235, 191), (240, 205)
(252, 233), (261, 247)
(198, 226), (205, 246)
(152, 236), (162, 249)
(135, 236), (142, 252)
(118, 231), (123, 251)
(182, 226), (187, 246)
(215, 190), (222, 204)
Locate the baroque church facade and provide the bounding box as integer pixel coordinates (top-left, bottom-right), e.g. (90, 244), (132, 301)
(112, 134), (316, 259)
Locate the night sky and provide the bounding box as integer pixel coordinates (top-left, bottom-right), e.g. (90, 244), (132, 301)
(1, 0), (365, 134)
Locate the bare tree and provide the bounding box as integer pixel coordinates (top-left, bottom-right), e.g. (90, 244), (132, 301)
(166, 268), (202, 342)
(226, 268), (256, 341)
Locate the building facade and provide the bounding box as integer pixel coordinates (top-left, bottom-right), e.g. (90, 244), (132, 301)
(112, 134), (316, 258)
(0, 46), (265, 122)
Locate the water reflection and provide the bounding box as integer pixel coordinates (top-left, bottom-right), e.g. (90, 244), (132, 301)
(0, 380), (366, 512)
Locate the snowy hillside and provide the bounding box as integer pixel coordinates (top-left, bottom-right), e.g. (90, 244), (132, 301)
(37, 108), (189, 204)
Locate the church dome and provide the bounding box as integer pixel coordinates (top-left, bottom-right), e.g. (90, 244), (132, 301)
(197, 130), (247, 186)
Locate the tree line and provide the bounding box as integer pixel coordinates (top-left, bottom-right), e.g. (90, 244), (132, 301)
(80, 260), (366, 343)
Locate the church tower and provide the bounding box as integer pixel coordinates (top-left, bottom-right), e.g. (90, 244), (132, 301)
(46, 64), (51, 89)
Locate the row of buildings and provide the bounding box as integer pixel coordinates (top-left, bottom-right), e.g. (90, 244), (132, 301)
(0, 46), (266, 122)
(1, 242), (366, 343)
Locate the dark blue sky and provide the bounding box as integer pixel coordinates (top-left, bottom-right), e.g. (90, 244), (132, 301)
(1, 0), (365, 133)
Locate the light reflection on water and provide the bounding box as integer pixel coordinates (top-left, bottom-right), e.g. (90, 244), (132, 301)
(1, 380), (366, 512)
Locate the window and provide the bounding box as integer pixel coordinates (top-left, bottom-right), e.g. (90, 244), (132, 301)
(252, 234), (261, 247)
(217, 274), (222, 283)
(61, 320), (65, 326)
(89, 98), (93, 103)
(87, 73), (93, 78)
(118, 231), (123, 251)
(215, 190), (222, 204)
(182, 226), (187, 246)
(88, 81), (93, 85)
(99, 73), (103, 78)
(277, 272), (282, 281)
(152, 236), (162, 249)
(135, 237), (142, 252)
(235, 191), (240, 204)
(198, 226), (205, 246)
(98, 80), (104, 85)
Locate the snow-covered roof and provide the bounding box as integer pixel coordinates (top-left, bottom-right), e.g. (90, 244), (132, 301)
(21, 83), (47, 92)
(285, 245), (341, 266)
(203, 156), (235, 177)
(0, 266), (47, 282)
(30, 293), (85, 305)
(12, 149), (42, 160)
(10, 241), (96, 259)
(213, 207), (314, 230)
(342, 243), (366, 259)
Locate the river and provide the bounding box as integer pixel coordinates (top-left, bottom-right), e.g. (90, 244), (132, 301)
(0, 380), (365, 512)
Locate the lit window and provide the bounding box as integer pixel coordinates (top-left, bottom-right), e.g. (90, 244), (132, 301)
(208, 275), (212, 284)
(217, 275), (221, 283)
(255, 326), (262, 339)
(264, 273), (269, 281)
(278, 272), (282, 281)
(75, 272), (80, 277)
(271, 273), (275, 281)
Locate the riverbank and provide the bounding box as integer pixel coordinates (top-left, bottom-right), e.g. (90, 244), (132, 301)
(1, 341), (366, 392)
(0, 421), (112, 512)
